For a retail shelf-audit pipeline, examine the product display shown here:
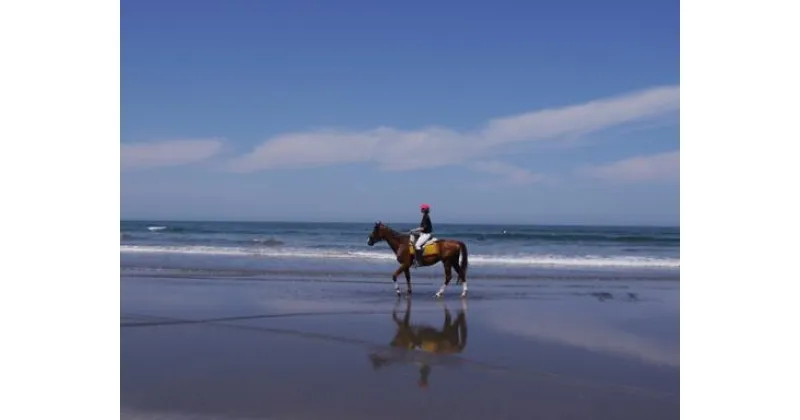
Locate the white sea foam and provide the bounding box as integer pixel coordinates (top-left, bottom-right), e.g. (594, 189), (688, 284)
(120, 244), (679, 269)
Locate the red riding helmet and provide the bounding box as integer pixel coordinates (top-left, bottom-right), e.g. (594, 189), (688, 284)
(420, 203), (430, 211)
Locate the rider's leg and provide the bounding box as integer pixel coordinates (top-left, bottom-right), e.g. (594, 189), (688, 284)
(414, 233), (430, 266)
(415, 233), (431, 249)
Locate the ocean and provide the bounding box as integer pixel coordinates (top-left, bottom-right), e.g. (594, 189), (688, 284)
(120, 220), (679, 282)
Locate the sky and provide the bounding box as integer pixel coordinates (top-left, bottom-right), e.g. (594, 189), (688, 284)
(121, 0), (679, 226)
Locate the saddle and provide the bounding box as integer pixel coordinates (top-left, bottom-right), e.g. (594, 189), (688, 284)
(408, 235), (439, 256)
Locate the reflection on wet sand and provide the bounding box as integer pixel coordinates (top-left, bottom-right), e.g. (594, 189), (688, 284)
(368, 298), (468, 388)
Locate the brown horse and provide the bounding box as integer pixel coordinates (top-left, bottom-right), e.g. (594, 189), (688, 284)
(368, 298), (468, 388)
(367, 221), (469, 298)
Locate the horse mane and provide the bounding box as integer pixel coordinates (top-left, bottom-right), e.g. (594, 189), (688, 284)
(377, 222), (406, 239)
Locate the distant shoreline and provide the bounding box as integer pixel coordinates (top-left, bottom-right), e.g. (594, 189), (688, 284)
(120, 219), (680, 230)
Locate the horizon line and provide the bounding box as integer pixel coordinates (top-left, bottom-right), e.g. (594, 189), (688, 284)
(119, 218), (680, 229)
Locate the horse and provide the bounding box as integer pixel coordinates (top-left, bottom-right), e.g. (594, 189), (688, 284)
(368, 298), (468, 388)
(367, 221), (469, 298)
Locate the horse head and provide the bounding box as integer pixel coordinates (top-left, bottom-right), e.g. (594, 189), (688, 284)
(367, 221), (384, 246)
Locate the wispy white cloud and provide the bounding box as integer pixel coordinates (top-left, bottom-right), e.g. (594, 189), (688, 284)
(225, 85), (680, 173)
(578, 150), (679, 183)
(121, 139), (225, 170)
(478, 85), (679, 145)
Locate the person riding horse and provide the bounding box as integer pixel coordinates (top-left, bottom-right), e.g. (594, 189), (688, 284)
(410, 203), (433, 267)
(367, 215), (468, 298)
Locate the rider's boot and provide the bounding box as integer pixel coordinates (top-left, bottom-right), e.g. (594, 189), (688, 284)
(415, 248), (423, 267)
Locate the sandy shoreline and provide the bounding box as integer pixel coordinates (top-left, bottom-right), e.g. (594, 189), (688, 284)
(121, 274), (679, 419)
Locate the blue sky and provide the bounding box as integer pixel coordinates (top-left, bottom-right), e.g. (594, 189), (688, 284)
(121, 0), (679, 226)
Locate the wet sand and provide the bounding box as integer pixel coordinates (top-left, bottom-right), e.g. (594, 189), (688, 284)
(121, 274), (679, 420)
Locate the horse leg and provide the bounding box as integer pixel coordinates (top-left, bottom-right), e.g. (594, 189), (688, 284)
(451, 251), (468, 298)
(403, 267), (412, 295)
(391, 265), (405, 296)
(452, 255), (462, 284)
(434, 259), (453, 299)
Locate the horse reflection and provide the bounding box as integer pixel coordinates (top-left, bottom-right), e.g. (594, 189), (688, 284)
(368, 298), (468, 388)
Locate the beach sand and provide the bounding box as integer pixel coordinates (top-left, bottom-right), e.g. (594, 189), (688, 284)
(121, 273), (679, 420)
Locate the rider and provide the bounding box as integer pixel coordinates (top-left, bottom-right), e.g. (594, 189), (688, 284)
(410, 203), (433, 266)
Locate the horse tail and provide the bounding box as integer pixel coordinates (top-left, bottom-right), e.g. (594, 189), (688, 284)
(458, 241), (469, 281)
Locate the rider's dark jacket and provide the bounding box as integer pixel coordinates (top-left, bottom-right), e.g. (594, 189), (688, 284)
(420, 213), (433, 234)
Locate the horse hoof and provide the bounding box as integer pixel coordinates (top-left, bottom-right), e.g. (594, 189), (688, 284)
(406, 290), (412, 296)
(460, 293), (467, 299)
(434, 293), (443, 299)
(395, 290), (402, 296)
